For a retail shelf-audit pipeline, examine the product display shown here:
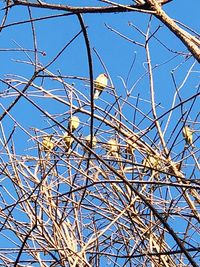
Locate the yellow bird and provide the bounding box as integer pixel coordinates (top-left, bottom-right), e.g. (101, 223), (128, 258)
(143, 155), (158, 171)
(94, 73), (108, 99)
(107, 139), (119, 158)
(182, 125), (194, 147)
(68, 116), (80, 132)
(126, 138), (136, 155)
(142, 154), (160, 178)
(85, 134), (97, 148)
(42, 136), (54, 152)
(63, 133), (74, 151)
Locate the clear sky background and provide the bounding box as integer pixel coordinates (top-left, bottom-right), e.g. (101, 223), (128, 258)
(1, 0), (199, 154)
(0, 0), (199, 266)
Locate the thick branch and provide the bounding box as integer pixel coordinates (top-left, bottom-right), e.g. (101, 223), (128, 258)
(12, 0), (200, 62)
(12, 0), (152, 14)
(146, 0), (200, 62)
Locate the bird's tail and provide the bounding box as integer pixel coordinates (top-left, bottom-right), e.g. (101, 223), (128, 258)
(94, 90), (100, 99)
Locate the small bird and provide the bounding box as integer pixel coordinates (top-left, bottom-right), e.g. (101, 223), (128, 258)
(94, 73), (108, 99)
(42, 136), (54, 152)
(142, 154), (160, 178)
(107, 139), (119, 158)
(63, 133), (74, 151)
(85, 134), (97, 148)
(126, 138), (136, 155)
(68, 116), (80, 132)
(182, 125), (194, 147)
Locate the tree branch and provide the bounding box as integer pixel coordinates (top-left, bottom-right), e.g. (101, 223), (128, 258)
(146, 0), (200, 62)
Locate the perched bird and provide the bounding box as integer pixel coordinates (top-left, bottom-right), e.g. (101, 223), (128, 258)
(182, 125), (194, 147)
(85, 134), (97, 148)
(94, 73), (108, 99)
(142, 154), (160, 178)
(63, 133), (74, 151)
(68, 116), (80, 132)
(107, 139), (119, 158)
(42, 136), (54, 152)
(126, 138), (136, 155)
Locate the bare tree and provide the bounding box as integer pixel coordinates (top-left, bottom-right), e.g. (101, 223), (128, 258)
(0, 0), (199, 266)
